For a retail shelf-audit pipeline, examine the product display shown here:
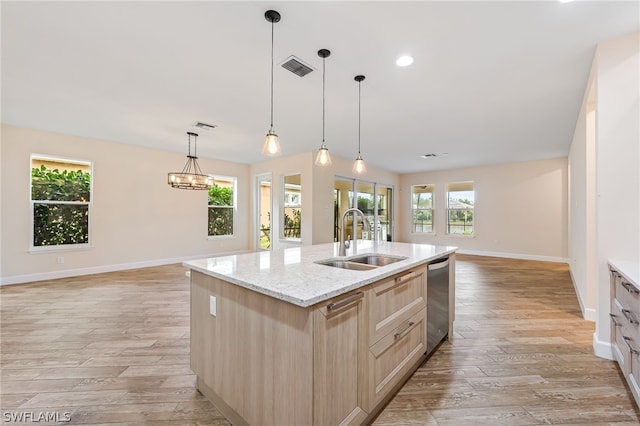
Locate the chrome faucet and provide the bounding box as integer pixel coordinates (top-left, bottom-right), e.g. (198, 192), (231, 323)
(339, 208), (370, 256)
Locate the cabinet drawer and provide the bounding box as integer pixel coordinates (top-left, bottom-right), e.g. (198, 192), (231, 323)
(368, 267), (426, 345)
(366, 309), (426, 409)
(611, 308), (627, 371)
(614, 270), (640, 313)
(613, 299), (640, 338)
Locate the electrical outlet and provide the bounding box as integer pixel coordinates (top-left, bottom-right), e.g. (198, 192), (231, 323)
(56, 256), (64, 264)
(209, 295), (217, 317)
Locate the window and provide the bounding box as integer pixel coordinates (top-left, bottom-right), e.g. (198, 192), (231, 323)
(446, 181), (474, 235)
(208, 176), (236, 237)
(283, 174), (301, 240)
(412, 185), (434, 233)
(31, 155), (92, 249)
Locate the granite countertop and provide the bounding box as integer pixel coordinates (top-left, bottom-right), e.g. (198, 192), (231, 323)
(184, 241), (457, 308)
(609, 259), (640, 288)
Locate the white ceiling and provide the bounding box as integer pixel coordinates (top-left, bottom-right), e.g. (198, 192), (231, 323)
(2, 1), (638, 174)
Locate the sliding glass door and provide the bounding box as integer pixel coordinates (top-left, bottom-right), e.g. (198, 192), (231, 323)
(334, 177), (393, 243)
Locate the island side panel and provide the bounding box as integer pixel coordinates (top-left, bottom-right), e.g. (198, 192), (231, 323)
(449, 253), (456, 336)
(190, 270), (314, 426)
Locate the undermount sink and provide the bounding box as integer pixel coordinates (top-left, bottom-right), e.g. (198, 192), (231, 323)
(316, 254), (407, 271)
(317, 260), (378, 271)
(349, 254), (406, 266)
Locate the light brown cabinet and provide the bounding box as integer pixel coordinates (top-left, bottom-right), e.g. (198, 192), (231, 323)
(313, 290), (368, 425)
(610, 263), (640, 407)
(368, 267), (426, 345)
(190, 262), (438, 425)
(365, 266), (427, 410)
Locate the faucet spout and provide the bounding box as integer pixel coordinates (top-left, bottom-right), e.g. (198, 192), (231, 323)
(339, 208), (370, 256)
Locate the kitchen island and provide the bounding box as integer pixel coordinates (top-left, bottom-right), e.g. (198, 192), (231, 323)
(184, 241), (456, 426)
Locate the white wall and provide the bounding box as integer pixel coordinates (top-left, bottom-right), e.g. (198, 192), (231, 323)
(568, 74), (597, 321)
(1, 124), (251, 284)
(592, 32), (640, 357)
(399, 158), (569, 261)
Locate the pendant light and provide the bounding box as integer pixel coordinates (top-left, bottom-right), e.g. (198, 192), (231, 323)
(315, 49), (332, 167)
(262, 10), (282, 157)
(352, 75), (367, 174)
(168, 132), (214, 190)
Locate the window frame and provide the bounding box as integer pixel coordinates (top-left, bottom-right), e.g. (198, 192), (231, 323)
(29, 154), (93, 252)
(411, 184), (435, 234)
(207, 175), (237, 239)
(445, 181), (475, 237)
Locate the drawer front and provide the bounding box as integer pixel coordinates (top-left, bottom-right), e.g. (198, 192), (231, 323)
(613, 315), (631, 375)
(613, 301), (640, 376)
(366, 309), (426, 409)
(368, 267), (426, 345)
(614, 271), (640, 314)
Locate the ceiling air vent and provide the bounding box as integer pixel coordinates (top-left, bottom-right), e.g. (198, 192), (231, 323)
(281, 55), (315, 77)
(421, 153), (449, 159)
(192, 122), (217, 131)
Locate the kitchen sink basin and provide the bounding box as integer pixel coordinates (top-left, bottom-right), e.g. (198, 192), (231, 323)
(349, 254), (407, 266)
(316, 254), (407, 271)
(317, 260), (378, 271)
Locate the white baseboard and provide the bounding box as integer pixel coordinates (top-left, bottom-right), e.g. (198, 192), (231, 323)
(456, 249), (569, 264)
(593, 332), (614, 360)
(568, 269), (597, 322)
(0, 250), (251, 286)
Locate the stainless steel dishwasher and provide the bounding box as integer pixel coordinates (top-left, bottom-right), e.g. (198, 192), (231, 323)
(426, 256), (450, 356)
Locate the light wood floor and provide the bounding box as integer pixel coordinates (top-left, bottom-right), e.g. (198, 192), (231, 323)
(1, 255), (638, 425)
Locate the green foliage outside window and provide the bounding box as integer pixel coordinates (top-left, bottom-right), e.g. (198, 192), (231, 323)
(283, 208), (301, 238)
(208, 183), (234, 236)
(32, 165), (91, 201)
(208, 184), (233, 206)
(356, 196), (374, 215)
(31, 165), (91, 246)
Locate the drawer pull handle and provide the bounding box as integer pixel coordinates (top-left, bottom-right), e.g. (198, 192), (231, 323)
(622, 282), (640, 295)
(394, 321), (415, 339)
(610, 313), (623, 327)
(395, 272), (416, 285)
(623, 336), (640, 355)
(622, 309), (639, 325)
(327, 292), (364, 311)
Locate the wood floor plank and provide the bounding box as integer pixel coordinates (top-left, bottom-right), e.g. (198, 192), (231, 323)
(372, 255), (640, 425)
(2, 257), (639, 424)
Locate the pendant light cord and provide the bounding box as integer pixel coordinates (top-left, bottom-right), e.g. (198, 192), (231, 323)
(322, 57), (326, 143)
(270, 20), (274, 129)
(357, 80), (361, 155)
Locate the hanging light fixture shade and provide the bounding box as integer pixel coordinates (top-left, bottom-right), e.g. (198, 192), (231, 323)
(168, 132), (214, 190)
(315, 48), (332, 167)
(262, 10), (282, 157)
(352, 75), (367, 174)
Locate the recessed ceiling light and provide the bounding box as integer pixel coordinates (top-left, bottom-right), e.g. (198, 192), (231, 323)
(558, 0), (575, 3)
(396, 55), (414, 67)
